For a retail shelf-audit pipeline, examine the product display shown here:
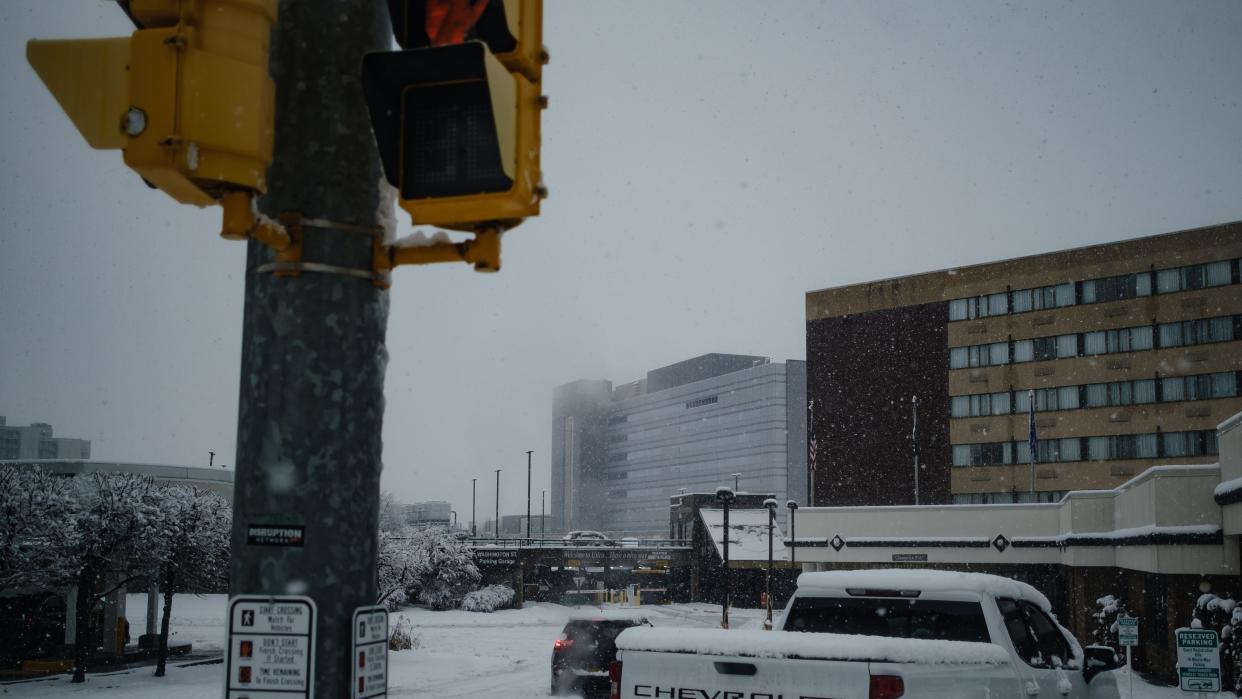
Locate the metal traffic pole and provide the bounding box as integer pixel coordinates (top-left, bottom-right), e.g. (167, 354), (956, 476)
(228, 3), (390, 696)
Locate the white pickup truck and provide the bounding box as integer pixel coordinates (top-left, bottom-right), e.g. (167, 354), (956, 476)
(610, 569), (1123, 699)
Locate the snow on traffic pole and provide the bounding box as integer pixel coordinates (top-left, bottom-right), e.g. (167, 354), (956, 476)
(229, 3), (390, 697)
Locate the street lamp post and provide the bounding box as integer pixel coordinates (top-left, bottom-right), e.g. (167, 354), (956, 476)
(786, 500), (799, 565)
(715, 486), (736, 629)
(494, 468), (502, 538)
(471, 478), (477, 538)
(541, 489), (546, 539)
(763, 498), (778, 630)
(731, 473), (741, 492)
(526, 450), (533, 540)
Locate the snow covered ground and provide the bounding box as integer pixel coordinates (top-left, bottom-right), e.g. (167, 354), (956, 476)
(0, 594), (1218, 698)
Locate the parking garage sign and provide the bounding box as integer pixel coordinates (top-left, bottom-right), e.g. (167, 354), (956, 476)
(226, 595), (316, 698)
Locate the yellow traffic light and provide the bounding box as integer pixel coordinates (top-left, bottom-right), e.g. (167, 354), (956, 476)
(364, 0), (547, 234)
(27, 0), (277, 209)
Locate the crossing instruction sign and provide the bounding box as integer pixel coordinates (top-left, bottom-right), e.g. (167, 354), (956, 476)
(352, 606), (389, 699)
(1175, 627), (1220, 693)
(226, 595), (317, 699)
(1117, 615), (1138, 647)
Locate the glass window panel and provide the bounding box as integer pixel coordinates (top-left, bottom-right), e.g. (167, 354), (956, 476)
(1014, 390), (1030, 413)
(951, 347), (969, 369)
(1129, 326), (1153, 351)
(949, 299), (969, 321)
(1088, 436), (1109, 460)
(1080, 280), (1097, 304)
(1162, 377), (1185, 402)
(951, 396), (970, 417)
(1157, 269), (1180, 293)
(1184, 265), (1205, 290)
(1013, 340), (1034, 363)
(1015, 441), (1031, 464)
(1057, 386), (1079, 409)
(988, 293), (1008, 316)
(952, 445), (972, 466)
(1159, 323), (1183, 348)
(1136, 434), (1158, 458)
(1055, 283), (1075, 307)
(1083, 331), (1106, 355)
(993, 391), (1011, 414)
(1162, 432), (1186, 457)
(1012, 289), (1032, 313)
(1085, 384), (1108, 407)
(1210, 317), (1233, 342)
(1207, 432), (1219, 455)
(975, 394), (991, 416)
(1213, 372), (1238, 398)
(1056, 334), (1078, 358)
(1135, 273), (1152, 296)
(1206, 260), (1231, 287)
(1060, 438), (1081, 462)
(1133, 380), (1156, 404)
(989, 342), (1010, 366)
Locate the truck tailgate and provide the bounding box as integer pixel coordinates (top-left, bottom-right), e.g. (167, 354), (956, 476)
(617, 647), (870, 698)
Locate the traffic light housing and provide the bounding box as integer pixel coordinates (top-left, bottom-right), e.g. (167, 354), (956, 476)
(27, 0), (277, 208)
(363, 0), (546, 233)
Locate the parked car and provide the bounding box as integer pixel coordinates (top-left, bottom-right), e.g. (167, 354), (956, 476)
(562, 530), (615, 546)
(610, 569), (1123, 699)
(552, 612), (651, 697)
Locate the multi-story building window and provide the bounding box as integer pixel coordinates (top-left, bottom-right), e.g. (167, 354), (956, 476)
(1158, 316), (1236, 348)
(1156, 260), (1234, 293)
(950, 391), (1011, 418)
(1084, 379), (1157, 407)
(949, 341), (1009, 369)
(1161, 372), (1238, 402)
(1082, 325), (1154, 354)
(952, 430), (1217, 466)
(1081, 273), (1151, 303)
(1011, 283), (1075, 313)
(948, 292), (1009, 321)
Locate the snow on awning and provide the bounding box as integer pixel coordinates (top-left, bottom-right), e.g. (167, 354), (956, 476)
(698, 508), (786, 562)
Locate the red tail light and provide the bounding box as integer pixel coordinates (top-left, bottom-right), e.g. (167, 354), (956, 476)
(869, 674), (904, 699)
(553, 637), (574, 651)
(608, 660), (623, 699)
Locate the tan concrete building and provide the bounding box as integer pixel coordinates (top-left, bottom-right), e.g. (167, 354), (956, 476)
(805, 221), (1242, 506)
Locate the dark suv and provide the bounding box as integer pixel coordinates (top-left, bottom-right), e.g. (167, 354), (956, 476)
(551, 614), (651, 697)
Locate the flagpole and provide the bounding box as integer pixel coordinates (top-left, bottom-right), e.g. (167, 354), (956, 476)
(808, 399), (816, 506)
(1028, 389), (1037, 496)
(912, 395), (919, 506)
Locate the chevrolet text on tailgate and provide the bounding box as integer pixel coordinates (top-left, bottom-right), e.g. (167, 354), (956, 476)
(610, 570), (1124, 699)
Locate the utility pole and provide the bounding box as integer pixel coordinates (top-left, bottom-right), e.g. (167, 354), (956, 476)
(541, 489), (546, 538)
(208, 451), (215, 468)
(228, 3), (389, 698)
(495, 468), (502, 538)
(526, 450), (533, 539)
(471, 478), (477, 538)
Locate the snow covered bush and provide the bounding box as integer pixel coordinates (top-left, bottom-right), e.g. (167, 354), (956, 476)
(460, 584), (515, 612)
(375, 526), (480, 610)
(1190, 583), (1240, 692)
(1090, 594), (1124, 652)
(0, 467), (77, 590)
(388, 616), (418, 651)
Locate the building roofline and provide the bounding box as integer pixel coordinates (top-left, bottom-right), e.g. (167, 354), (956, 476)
(805, 219), (1242, 298)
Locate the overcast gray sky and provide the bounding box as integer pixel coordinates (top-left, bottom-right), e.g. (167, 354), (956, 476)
(2, 1), (1240, 522)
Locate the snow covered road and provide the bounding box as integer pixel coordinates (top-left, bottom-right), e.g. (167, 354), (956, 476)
(0, 595), (1214, 698)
